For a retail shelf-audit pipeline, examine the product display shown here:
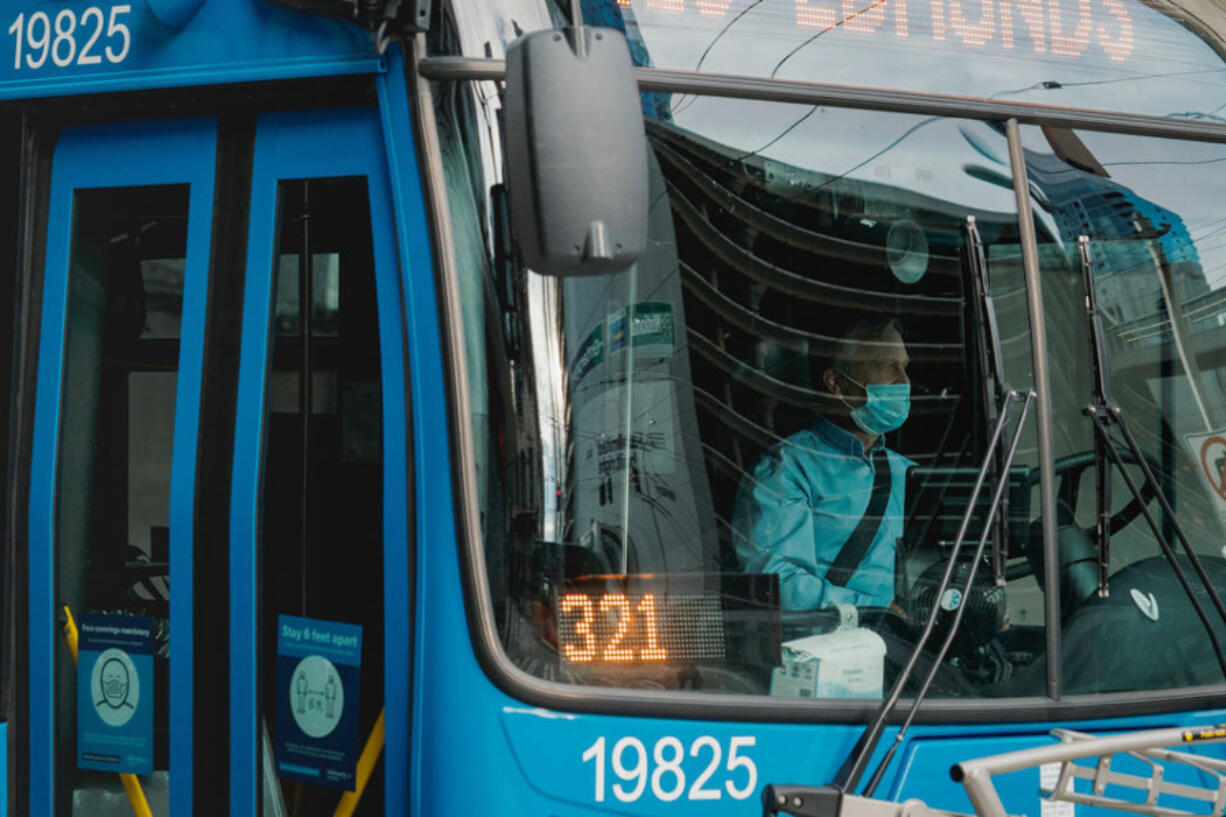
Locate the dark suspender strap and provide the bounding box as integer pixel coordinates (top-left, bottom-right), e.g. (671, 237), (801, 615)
(827, 447), (892, 588)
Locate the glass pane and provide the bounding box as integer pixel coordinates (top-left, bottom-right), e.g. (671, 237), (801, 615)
(276, 253), (341, 337)
(259, 178), (385, 815)
(55, 184), (186, 815)
(441, 81), (1054, 700)
(1022, 124), (1226, 693)
(138, 259), (184, 339)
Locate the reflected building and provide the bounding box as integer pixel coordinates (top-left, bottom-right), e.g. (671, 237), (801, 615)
(1022, 145), (1211, 345)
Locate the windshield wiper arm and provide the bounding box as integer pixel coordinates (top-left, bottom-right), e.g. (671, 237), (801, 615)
(1079, 236), (1113, 600)
(1078, 235), (1226, 679)
(765, 391), (1034, 817)
(838, 389), (1033, 799)
(964, 215), (1011, 587)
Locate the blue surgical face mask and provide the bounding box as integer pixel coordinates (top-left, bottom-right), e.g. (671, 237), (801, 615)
(838, 371), (910, 435)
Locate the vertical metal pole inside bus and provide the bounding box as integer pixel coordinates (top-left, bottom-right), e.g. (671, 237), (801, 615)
(299, 180), (313, 616)
(1005, 119), (1061, 700)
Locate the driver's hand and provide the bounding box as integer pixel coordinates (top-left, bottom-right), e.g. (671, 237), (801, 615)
(889, 600), (909, 620)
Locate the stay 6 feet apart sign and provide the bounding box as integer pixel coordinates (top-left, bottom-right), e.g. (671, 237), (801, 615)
(275, 615), (363, 790)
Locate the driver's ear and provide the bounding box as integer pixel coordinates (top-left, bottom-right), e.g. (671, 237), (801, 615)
(823, 368), (840, 396)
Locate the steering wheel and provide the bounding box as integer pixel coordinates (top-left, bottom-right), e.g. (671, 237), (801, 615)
(1027, 445), (1161, 534)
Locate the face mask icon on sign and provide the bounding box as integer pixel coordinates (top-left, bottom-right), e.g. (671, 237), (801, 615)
(89, 647), (141, 727)
(97, 658), (134, 710)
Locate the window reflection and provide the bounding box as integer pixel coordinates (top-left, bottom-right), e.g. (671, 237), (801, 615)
(55, 185), (187, 814)
(441, 83), (1067, 699)
(455, 0), (1226, 120)
(1024, 125), (1226, 693)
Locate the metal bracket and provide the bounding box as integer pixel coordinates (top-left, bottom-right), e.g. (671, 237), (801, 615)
(763, 785), (987, 817)
(260, 0), (429, 40)
(955, 725), (1226, 817)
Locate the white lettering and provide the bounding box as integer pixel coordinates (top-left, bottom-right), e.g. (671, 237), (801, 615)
(584, 736), (759, 803)
(6, 5), (133, 71)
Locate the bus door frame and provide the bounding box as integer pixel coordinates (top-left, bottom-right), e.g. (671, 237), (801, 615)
(228, 105), (413, 817)
(27, 117), (219, 817)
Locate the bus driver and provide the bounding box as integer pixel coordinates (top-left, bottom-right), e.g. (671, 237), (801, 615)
(732, 320), (914, 611)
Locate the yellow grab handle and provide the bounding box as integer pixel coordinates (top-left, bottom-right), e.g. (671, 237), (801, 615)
(61, 606), (155, 817)
(332, 709), (385, 817)
(119, 774), (154, 817)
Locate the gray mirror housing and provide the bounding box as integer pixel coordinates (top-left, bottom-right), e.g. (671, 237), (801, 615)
(504, 27), (649, 277)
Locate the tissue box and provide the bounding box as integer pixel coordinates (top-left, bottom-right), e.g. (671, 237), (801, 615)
(770, 628), (887, 699)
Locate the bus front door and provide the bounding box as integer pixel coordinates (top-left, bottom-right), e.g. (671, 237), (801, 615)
(28, 118), (219, 817)
(228, 107), (412, 817)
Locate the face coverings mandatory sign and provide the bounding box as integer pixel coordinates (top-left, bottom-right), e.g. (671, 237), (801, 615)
(275, 614), (363, 789)
(77, 614), (154, 774)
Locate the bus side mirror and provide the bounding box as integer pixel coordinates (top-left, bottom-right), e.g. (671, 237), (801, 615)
(504, 26), (649, 277)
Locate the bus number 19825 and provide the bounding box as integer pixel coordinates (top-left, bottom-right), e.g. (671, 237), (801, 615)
(7, 6), (131, 71)
(582, 735), (758, 803)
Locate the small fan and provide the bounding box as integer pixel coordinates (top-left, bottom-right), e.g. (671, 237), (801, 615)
(907, 558), (1006, 653)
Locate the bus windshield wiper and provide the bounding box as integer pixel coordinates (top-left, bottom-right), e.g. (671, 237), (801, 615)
(848, 218), (1024, 792)
(763, 386), (1035, 817)
(763, 218), (1034, 817)
(964, 216), (1011, 586)
(832, 215), (1034, 802)
(902, 218), (1007, 584)
(840, 389), (1033, 800)
(1076, 234), (1226, 679)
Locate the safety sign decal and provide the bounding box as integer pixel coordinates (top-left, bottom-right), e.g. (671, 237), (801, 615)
(275, 615), (363, 790)
(77, 614), (154, 774)
(1184, 430), (1226, 533)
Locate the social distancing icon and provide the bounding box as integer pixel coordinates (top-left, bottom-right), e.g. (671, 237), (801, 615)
(290, 654), (344, 738)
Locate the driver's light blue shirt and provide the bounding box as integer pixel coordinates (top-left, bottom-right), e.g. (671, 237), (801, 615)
(732, 415), (913, 610)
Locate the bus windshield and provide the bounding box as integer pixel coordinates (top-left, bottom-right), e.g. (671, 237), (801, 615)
(434, 31), (1226, 702)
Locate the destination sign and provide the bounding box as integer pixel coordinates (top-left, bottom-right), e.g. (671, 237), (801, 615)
(614, 0), (1135, 62)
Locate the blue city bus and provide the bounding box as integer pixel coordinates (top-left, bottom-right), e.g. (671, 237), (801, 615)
(6, 0), (1226, 814)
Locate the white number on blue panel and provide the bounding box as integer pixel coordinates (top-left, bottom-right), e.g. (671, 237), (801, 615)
(7, 6), (131, 70)
(583, 735), (758, 803)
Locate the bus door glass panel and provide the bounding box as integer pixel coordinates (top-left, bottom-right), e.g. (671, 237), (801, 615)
(439, 81), (1054, 700)
(231, 109), (406, 817)
(260, 177), (385, 816)
(30, 121), (215, 817)
(1022, 125), (1226, 694)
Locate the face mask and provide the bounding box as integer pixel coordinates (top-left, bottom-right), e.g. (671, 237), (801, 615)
(838, 372), (910, 435)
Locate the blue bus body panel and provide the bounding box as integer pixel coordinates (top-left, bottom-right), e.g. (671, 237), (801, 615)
(374, 44), (429, 816)
(457, 700), (1226, 817)
(0, 0), (379, 101)
(28, 118), (217, 817)
(229, 104), (411, 817)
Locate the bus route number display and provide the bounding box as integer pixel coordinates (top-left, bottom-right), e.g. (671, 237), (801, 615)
(555, 574), (780, 667)
(558, 589), (724, 664)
